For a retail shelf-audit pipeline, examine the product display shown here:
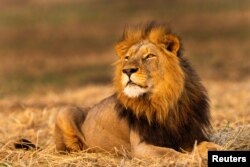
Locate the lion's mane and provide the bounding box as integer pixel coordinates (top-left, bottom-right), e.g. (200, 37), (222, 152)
(114, 22), (211, 151)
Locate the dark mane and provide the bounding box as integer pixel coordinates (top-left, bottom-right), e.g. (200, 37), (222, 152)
(115, 57), (211, 151)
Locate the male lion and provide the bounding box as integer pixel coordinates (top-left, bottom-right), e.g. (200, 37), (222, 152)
(55, 22), (219, 159)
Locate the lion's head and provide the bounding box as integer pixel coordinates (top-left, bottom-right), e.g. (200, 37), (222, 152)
(114, 22), (186, 124)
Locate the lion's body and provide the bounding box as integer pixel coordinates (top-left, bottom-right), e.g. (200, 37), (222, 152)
(55, 22), (219, 158)
(82, 96), (130, 151)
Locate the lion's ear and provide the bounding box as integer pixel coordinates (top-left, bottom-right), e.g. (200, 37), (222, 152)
(163, 35), (180, 55)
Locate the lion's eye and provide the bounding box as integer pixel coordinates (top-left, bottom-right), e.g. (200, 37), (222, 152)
(124, 56), (129, 61)
(145, 54), (156, 60)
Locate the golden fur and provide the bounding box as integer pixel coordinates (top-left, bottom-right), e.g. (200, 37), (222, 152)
(54, 22), (220, 159)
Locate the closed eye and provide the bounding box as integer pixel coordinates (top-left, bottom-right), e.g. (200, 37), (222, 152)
(124, 56), (129, 61)
(145, 54), (156, 60)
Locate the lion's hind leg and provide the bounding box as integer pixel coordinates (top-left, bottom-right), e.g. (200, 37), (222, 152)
(55, 106), (89, 152)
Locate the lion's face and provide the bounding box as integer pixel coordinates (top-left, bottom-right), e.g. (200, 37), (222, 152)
(115, 39), (183, 99)
(121, 41), (159, 98)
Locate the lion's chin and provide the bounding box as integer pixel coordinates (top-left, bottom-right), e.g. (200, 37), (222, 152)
(123, 84), (149, 98)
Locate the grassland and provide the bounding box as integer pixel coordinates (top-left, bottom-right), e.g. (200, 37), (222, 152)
(0, 80), (249, 166)
(0, 0), (250, 96)
(0, 0), (249, 166)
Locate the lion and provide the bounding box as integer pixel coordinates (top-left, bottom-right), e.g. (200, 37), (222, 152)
(54, 22), (220, 159)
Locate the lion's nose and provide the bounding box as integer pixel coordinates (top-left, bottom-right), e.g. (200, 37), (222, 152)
(122, 68), (138, 77)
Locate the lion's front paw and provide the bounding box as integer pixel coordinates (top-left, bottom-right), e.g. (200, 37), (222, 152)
(197, 141), (222, 158)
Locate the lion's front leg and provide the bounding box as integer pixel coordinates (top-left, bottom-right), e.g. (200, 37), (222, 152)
(130, 130), (188, 159)
(195, 141), (222, 158)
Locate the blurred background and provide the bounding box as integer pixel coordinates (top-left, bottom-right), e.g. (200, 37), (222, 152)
(0, 0), (249, 97)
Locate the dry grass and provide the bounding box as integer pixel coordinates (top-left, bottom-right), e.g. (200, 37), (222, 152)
(0, 80), (249, 167)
